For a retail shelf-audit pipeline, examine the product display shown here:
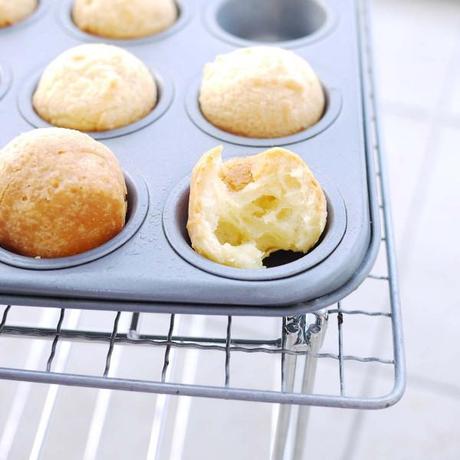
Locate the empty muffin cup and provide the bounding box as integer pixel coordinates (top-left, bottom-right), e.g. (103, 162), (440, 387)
(163, 175), (346, 282)
(207, 0), (333, 47)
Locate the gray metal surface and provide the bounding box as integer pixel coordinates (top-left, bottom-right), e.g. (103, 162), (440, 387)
(0, 0), (379, 314)
(273, 313), (328, 459)
(0, 223), (404, 409)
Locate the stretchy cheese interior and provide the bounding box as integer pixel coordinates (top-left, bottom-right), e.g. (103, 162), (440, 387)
(187, 146), (327, 269)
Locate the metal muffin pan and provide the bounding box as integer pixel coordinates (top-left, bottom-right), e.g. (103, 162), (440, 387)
(205, 0), (337, 49)
(0, 0), (380, 316)
(0, 63), (11, 100)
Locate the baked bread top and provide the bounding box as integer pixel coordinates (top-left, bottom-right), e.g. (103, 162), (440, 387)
(73, 0), (177, 39)
(33, 44), (157, 132)
(199, 47), (325, 138)
(0, 0), (36, 27)
(0, 128), (127, 258)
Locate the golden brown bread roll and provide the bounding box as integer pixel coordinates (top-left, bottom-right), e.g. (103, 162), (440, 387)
(187, 146), (327, 269)
(0, 0), (36, 27)
(73, 0), (177, 39)
(199, 47), (325, 138)
(0, 128), (127, 258)
(33, 44), (157, 132)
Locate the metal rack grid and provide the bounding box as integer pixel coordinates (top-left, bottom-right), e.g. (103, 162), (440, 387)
(0, 241), (403, 410)
(0, 0), (404, 420)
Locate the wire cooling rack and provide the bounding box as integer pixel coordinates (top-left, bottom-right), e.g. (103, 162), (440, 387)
(0, 149), (404, 410)
(0, 241), (404, 412)
(0, 0), (404, 413)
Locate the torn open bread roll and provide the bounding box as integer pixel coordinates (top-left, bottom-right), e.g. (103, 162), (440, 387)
(187, 146), (327, 269)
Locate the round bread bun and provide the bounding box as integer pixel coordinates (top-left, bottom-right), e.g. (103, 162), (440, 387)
(33, 44), (157, 132)
(187, 146), (327, 269)
(73, 0), (177, 39)
(199, 47), (325, 139)
(0, 0), (36, 27)
(0, 128), (127, 258)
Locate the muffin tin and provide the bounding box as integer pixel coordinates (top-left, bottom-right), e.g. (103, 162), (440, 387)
(0, 0), (380, 316)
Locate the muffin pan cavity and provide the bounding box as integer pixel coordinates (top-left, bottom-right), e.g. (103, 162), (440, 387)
(18, 67), (174, 140)
(206, 0), (334, 47)
(58, 0), (191, 46)
(186, 78), (342, 147)
(163, 176), (346, 282)
(0, 174), (149, 270)
(0, 63), (12, 100)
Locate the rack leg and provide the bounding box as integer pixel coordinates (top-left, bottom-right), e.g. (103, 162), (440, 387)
(272, 310), (328, 460)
